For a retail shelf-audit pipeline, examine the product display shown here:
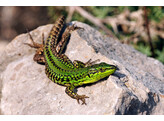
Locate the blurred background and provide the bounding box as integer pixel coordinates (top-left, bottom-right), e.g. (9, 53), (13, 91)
(0, 6), (163, 64)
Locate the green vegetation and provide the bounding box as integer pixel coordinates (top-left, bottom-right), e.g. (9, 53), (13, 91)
(47, 6), (164, 64)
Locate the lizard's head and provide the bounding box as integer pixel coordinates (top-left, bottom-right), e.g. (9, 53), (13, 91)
(90, 62), (116, 77)
(82, 62), (117, 85)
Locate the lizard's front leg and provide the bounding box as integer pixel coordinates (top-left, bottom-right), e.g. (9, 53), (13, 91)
(73, 59), (100, 68)
(65, 85), (89, 105)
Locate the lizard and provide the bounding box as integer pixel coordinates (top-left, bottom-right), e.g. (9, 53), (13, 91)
(25, 15), (117, 105)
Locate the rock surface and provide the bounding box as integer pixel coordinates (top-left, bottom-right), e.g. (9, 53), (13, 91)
(0, 21), (164, 115)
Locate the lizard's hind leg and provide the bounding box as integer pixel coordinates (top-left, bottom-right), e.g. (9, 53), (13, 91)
(56, 24), (84, 54)
(25, 32), (45, 64)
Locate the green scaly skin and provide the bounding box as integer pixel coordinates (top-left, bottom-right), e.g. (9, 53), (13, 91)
(26, 16), (117, 105)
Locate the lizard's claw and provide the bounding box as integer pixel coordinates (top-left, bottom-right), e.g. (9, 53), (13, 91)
(73, 24), (84, 30)
(76, 95), (89, 105)
(69, 24), (84, 32)
(85, 59), (100, 67)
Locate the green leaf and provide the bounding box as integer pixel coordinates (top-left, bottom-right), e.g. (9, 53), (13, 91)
(155, 47), (164, 63)
(135, 43), (152, 56)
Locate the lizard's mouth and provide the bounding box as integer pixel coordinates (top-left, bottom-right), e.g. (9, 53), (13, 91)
(112, 65), (119, 71)
(110, 65), (117, 69)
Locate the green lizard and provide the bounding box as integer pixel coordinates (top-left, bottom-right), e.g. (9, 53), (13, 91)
(26, 16), (117, 105)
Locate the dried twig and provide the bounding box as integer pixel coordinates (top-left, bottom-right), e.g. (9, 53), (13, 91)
(102, 9), (145, 44)
(144, 6), (155, 57)
(66, 7), (75, 23)
(68, 6), (117, 39)
(66, 6), (164, 49)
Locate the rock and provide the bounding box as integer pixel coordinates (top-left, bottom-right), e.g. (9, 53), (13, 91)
(0, 21), (164, 115)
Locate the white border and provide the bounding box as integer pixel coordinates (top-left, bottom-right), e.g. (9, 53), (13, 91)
(0, 0), (164, 120)
(0, 0), (164, 6)
(0, 115), (163, 121)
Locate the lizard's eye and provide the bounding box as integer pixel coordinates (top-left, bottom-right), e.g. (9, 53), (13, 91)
(99, 68), (105, 72)
(99, 68), (103, 72)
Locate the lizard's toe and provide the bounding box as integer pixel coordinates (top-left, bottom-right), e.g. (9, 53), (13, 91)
(76, 95), (89, 105)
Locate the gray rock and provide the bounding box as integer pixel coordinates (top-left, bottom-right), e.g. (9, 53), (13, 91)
(0, 21), (164, 115)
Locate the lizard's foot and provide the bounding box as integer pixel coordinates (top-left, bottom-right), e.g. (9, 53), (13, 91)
(65, 86), (89, 105)
(76, 95), (89, 105)
(25, 31), (45, 64)
(68, 24), (84, 32)
(24, 31), (44, 48)
(85, 59), (100, 67)
(73, 59), (100, 68)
